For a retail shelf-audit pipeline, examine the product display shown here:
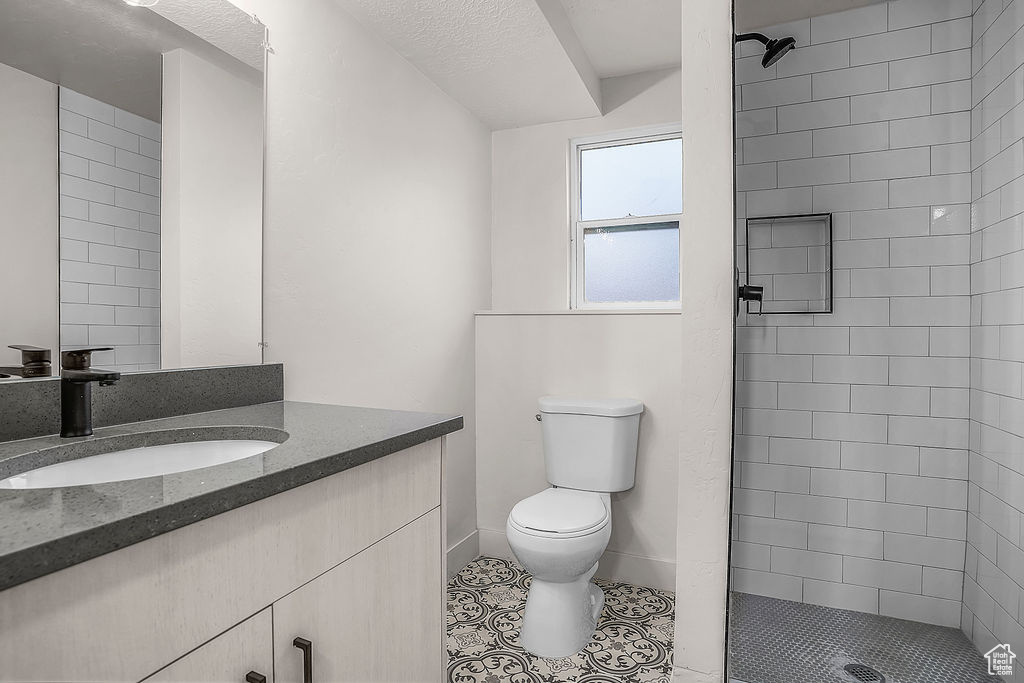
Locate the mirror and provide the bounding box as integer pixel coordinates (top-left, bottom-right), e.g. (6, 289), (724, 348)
(0, 0), (265, 377)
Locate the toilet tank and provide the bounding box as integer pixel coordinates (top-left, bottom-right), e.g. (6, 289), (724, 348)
(538, 396), (644, 493)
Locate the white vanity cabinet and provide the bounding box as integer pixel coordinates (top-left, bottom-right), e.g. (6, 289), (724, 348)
(145, 509), (441, 683)
(0, 439), (445, 683)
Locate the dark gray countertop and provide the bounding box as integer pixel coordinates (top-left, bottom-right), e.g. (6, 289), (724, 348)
(0, 401), (462, 592)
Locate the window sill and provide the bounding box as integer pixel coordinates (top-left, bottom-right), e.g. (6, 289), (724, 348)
(475, 309), (681, 316)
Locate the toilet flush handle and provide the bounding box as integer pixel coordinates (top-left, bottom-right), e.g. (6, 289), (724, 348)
(535, 414), (542, 421)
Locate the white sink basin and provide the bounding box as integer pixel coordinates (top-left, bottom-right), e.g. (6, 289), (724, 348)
(0, 439), (280, 489)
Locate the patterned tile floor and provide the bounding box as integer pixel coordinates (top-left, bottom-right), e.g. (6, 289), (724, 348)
(447, 557), (675, 682)
(728, 592), (1001, 683)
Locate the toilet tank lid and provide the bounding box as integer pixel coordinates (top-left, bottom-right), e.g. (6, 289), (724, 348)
(538, 396), (644, 417)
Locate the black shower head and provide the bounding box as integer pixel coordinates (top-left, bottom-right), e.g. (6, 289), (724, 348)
(762, 36), (797, 67)
(735, 32), (797, 68)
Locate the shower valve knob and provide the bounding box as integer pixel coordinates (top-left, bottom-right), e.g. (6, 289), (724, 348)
(738, 284), (764, 302)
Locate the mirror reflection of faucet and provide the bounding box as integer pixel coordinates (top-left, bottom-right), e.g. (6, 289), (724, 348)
(0, 345), (52, 379)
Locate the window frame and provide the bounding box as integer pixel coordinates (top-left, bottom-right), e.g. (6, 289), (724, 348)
(568, 124), (683, 310)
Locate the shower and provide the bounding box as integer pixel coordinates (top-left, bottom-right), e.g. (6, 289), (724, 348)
(729, 2), (1016, 682)
(734, 32), (796, 68)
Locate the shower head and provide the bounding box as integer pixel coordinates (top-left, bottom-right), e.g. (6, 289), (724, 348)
(762, 36), (797, 67)
(735, 32), (797, 68)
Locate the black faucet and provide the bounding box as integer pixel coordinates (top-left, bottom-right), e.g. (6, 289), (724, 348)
(0, 345), (52, 378)
(60, 347), (120, 438)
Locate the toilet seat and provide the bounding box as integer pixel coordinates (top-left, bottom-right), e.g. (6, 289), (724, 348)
(509, 488), (609, 538)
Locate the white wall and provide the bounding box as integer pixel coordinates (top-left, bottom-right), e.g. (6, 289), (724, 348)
(963, 0), (1024, 657)
(225, 0), (492, 558)
(478, 69), (682, 589)
(675, 0), (734, 680)
(491, 68), (681, 311)
(475, 312), (680, 591)
(0, 63), (57, 369)
(58, 87), (163, 372)
(161, 48), (263, 370)
(731, 0), (973, 627)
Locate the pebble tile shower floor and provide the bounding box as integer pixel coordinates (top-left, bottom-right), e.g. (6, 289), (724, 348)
(729, 592), (1000, 683)
(447, 557), (675, 682)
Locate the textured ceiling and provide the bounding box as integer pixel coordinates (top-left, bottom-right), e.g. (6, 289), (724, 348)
(558, 0), (681, 78)
(329, 0), (890, 129)
(334, 0), (601, 129)
(150, 0), (265, 72)
(735, 0), (887, 32)
(0, 0), (261, 121)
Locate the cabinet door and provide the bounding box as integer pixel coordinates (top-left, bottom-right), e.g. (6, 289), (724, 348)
(143, 608), (273, 683)
(273, 509), (441, 683)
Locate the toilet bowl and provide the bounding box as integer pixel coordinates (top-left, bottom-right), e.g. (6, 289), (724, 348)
(506, 487), (612, 658)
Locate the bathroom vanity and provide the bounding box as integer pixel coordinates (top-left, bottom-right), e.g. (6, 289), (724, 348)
(0, 390), (460, 682)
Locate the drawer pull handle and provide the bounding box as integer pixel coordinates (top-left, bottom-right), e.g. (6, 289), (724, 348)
(293, 636), (313, 683)
(245, 673), (267, 683)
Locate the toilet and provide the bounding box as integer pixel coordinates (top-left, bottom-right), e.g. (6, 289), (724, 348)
(505, 395), (644, 658)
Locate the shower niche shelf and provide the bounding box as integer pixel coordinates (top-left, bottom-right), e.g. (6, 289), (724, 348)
(744, 213), (833, 315)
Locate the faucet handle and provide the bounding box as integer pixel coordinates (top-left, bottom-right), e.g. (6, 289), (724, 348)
(9, 345), (52, 377)
(9, 345), (51, 364)
(61, 347), (113, 370)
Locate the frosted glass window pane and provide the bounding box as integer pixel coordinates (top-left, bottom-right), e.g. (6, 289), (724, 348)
(581, 138), (682, 221)
(584, 223), (679, 303)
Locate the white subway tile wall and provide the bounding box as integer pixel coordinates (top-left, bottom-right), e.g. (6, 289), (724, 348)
(733, 0), (974, 628)
(962, 0), (1024, 658)
(58, 88), (160, 372)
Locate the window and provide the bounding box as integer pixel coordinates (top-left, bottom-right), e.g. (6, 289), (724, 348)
(570, 127), (682, 309)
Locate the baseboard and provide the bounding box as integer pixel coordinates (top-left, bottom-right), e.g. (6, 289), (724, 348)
(598, 548), (676, 593)
(446, 530), (480, 581)
(673, 666), (723, 683)
(477, 528), (676, 593)
(478, 527), (515, 561)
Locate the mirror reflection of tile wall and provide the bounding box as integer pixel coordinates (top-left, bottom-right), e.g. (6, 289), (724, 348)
(746, 215), (832, 314)
(58, 88), (161, 372)
(0, 0), (264, 376)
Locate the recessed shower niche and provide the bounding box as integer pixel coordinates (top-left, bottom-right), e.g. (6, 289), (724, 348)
(744, 213), (832, 315)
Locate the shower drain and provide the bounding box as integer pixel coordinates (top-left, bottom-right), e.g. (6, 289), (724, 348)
(843, 663), (886, 682)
